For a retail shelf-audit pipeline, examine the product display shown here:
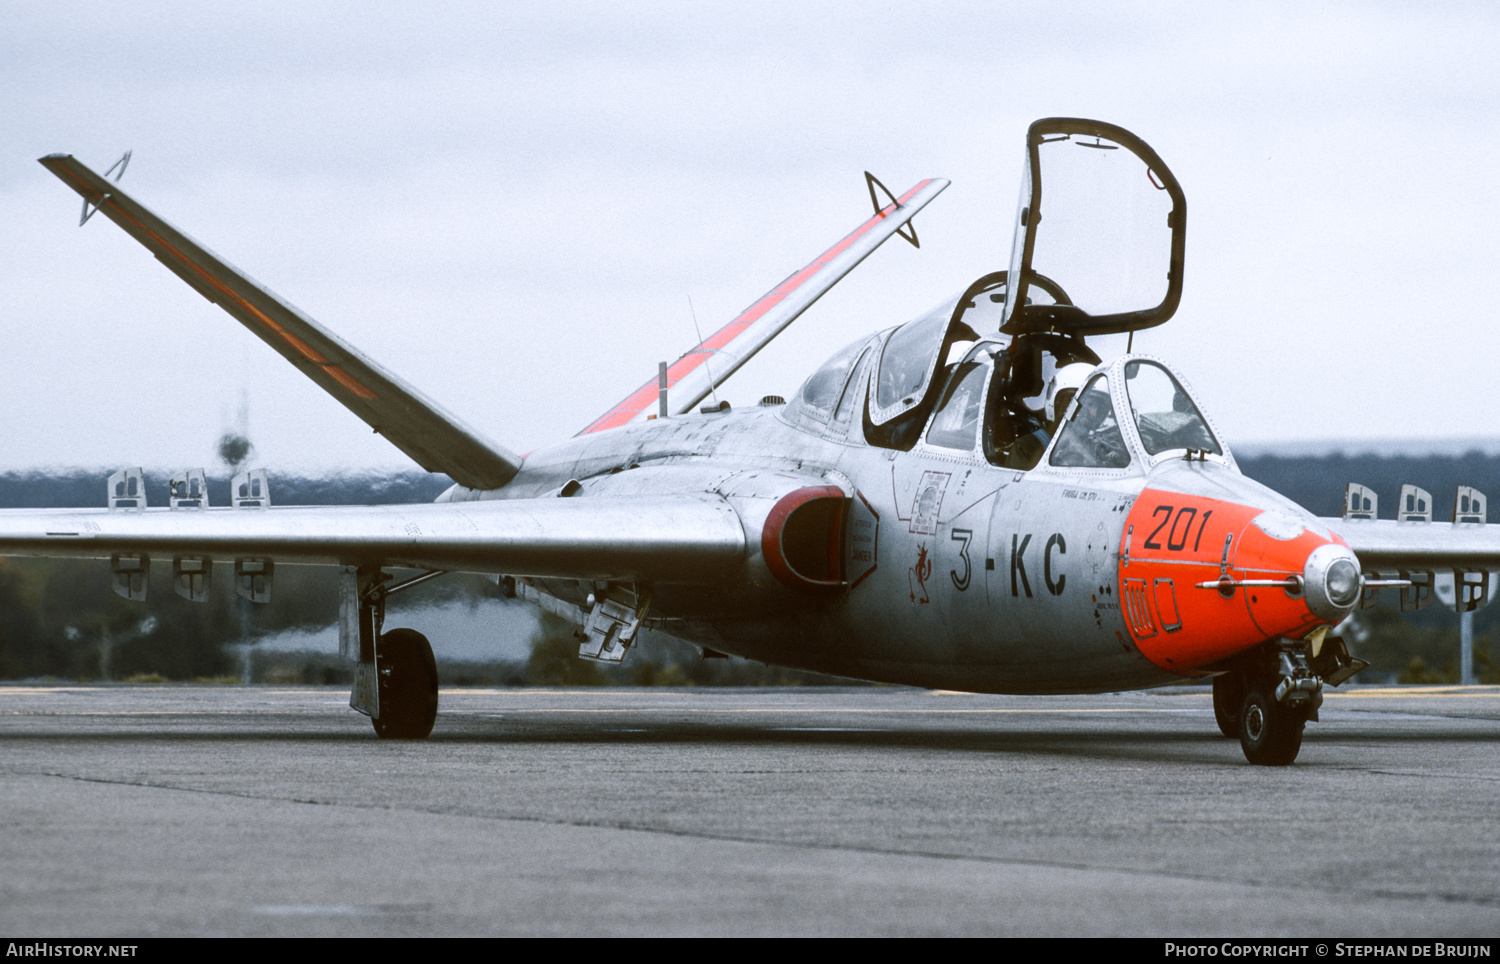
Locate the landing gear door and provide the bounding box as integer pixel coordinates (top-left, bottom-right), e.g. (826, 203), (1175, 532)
(1000, 118), (1186, 337)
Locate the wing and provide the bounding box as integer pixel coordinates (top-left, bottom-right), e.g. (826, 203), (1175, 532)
(38, 154), (523, 491)
(1324, 519), (1500, 572)
(0, 497), (745, 586)
(578, 176), (950, 434)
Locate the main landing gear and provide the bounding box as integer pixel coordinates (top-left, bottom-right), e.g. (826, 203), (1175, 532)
(373, 628), (438, 740)
(1211, 634), (1365, 766)
(1211, 672), (1245, 739)
(346, 567), (445, 740)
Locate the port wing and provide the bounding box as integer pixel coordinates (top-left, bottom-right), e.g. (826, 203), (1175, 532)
(0, 496), (746, 586)
(579, 176), (950, 434)
(39, 154), (523, 491)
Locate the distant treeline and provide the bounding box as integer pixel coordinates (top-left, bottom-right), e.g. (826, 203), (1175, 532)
(0, 469), (466, 681)
(1236, 450), (1500, 521)
(0, 461), (1496, 684)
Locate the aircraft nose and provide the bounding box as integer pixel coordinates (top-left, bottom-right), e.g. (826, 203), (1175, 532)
(1301, 543), (1361, 622)
(1119, 492), (1359, 675)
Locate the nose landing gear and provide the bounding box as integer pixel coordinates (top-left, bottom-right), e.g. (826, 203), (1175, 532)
(1211, 665), (1311, 763)
(1236, 647), (1321, 766)
(1214, 634), (1365, 765)
(1211, 672), (1245, 739)
(1238, 676), (1308, 766)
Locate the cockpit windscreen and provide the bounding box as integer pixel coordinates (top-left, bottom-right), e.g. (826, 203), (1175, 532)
(1049, 375), (1130, 468)
(1123, 361), (1220, 456)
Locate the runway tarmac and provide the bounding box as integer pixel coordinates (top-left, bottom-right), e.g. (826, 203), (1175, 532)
(2, 683), (1497, 937)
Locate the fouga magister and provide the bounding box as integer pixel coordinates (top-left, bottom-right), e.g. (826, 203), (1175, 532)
(5, 119), (1495, 764)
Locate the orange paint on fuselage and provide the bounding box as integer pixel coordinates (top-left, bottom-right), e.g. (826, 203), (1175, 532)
(1120, 488), (1344, 674)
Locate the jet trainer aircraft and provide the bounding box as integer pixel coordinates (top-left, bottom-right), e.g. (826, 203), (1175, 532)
(5, 118), (1497, 765)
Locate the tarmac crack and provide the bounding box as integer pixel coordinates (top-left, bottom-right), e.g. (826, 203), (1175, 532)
(21, 767), (1500, 913)
(1321, 764), (1500, 782)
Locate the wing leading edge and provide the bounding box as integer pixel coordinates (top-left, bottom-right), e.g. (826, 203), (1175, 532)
(579, 176), (950, 435)
(0, 497), (745, 585)
(38, 154), (524, 491)
(1324, 519), (1500, 572)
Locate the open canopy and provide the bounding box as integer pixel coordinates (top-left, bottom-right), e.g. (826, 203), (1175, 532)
(1000, 118), (1186, 337)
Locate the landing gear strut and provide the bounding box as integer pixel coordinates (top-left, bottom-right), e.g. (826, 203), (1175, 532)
(345, 566), (446, 740)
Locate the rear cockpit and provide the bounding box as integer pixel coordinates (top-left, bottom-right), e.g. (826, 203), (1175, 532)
(785, 265), (1098, 461)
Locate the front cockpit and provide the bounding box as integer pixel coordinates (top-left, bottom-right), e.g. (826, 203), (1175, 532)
(1042, 356), (1227, 471)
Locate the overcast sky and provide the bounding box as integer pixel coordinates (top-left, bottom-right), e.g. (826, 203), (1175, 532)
(4, 1), (1499, 479)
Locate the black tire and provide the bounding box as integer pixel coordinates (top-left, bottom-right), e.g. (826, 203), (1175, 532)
(1238, 679), (1304, 766)
(372, 628), (438, 740)
(1212, 673), (1244, 738)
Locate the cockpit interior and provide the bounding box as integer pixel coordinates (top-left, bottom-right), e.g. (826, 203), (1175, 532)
(785, 270), (1223, 473)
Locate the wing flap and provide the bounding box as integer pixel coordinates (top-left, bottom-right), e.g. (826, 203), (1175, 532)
(38, 154), (523, 491)
(580, 176), (950, 434)
(0, 497), (745, 584)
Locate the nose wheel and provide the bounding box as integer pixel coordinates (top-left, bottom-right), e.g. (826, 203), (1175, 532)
(1215, 639), (1346, 765)
(1237, 677), (1307, 765)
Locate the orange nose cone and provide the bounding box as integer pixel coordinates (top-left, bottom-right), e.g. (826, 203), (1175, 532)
(1120, 489), (1349, 674)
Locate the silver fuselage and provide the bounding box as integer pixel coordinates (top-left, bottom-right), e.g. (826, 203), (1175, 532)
(447, 369), (1327, 694)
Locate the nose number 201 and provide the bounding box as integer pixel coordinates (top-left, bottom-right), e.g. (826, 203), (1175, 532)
(1143, 505), (1212, 554)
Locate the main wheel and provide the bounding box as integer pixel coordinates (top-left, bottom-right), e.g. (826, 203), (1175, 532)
(1212, 672), (1245, 738)
(372, 628), (438, 740)
(1238, 678), (1305, 766)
